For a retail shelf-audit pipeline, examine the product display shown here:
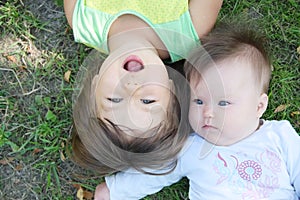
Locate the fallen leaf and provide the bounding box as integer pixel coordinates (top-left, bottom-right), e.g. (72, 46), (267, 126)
(297, 46), (300, 54)
(83, 190), (94, 200)
(73, 184), (81, 189)
(291, 111), (300, 117)
(32, 148), (42, 155)
(64, 70), (71, 83)
(74, 184), (93, 200)
(60, 151), (66, 162)
(19, 65), (27, 71)
(76, 186), (84, 200)
(6, 55), (17, 63)
(15, 164), (23, 171)
(274, 104), (288, 113)
(0, 157), (14, 165)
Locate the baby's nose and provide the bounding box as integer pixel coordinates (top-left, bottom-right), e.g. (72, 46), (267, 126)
(123, 60), (144, 72)
(203, 105), (214, 118)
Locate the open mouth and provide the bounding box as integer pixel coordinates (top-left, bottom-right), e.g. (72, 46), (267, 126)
(123, 55), (144, 72)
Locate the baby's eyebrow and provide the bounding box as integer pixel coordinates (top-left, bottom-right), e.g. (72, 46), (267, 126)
(215, 96), (230, 100)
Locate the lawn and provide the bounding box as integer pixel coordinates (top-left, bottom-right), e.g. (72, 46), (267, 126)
(0, 0), (299, 199)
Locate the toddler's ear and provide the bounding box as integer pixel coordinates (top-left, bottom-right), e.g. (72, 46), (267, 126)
(169, 79), (175, 93)
(257, 93), (268, 118)
(91, 75), (100, 93)
(90, 74), (101, 116)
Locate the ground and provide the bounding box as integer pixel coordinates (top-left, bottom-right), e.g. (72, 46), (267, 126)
(0, 0), (95, 199)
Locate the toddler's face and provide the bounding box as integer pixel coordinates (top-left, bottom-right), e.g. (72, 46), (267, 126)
(93, 48), (171, 138)
(188, 59), (267, 146)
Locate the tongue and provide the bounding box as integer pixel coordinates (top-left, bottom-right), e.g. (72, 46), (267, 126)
(125, 60), (143, 72)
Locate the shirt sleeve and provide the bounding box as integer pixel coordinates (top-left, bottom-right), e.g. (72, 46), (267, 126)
(105, 166), (183, 200)
(105, 135), (197, 200)
(278, 120), (300, 197)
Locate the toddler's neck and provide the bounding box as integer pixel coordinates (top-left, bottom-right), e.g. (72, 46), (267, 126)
(108, 14), (169, 59)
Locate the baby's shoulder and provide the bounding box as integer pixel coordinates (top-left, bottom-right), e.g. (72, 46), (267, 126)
(178, 133), (204, 156)
(260, 120), (299, 145)
(262, 120), (296, 135)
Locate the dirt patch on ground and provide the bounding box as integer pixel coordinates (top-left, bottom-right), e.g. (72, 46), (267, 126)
(0, 1), (96, 199)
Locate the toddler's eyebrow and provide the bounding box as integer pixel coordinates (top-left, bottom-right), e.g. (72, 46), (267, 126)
(100, 100), (115, 111)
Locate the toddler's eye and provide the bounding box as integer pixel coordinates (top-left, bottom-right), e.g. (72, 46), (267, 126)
(193, 99), (203, 105)
(141, 99), (156, 104)
(218, 101), (230, 106)
(107, 98), (123, 103)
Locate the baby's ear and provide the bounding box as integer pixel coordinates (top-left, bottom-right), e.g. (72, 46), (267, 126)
(257, 93), (268, 118)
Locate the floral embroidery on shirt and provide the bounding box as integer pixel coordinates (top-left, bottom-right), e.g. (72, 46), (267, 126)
(213, 149), (282, 198)
(238, 160), (262, 181)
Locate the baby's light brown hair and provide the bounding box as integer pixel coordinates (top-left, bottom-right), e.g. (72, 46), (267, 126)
(185, 17), (272, 95)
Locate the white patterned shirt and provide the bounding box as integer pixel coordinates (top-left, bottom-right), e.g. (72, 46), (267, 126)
(106, 120), (300, 200)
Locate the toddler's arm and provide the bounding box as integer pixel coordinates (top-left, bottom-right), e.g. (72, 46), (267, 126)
(104, 167), (183, 200)
(94, 182), (110, 200)
(63, 0), (77, 28)
(189, 0), (223, 38)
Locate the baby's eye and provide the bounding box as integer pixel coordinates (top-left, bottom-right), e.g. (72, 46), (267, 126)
(218, 101), (230, 106)
(140, 99), (156, 104)
(107, 98), (123, 103)
(193, 99), (203, 105)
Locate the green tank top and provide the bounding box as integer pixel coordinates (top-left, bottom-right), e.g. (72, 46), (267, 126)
(73, 0), (200, 62)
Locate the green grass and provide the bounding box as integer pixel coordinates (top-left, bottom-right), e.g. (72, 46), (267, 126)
(0, 0), (299, 199)
(0, 0), (93, 199)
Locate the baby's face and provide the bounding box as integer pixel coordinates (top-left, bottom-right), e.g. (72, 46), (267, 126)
(188, 59), (267, 146)
(93, 48), (171, 138)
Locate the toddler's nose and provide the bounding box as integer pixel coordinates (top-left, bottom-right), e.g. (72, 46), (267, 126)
(123, 60), (144, 72)
(121, 73), (141, 91)
(125, 82), (140, 91)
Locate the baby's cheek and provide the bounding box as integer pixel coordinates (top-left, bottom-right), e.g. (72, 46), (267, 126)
(188, 108), (201, 133)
